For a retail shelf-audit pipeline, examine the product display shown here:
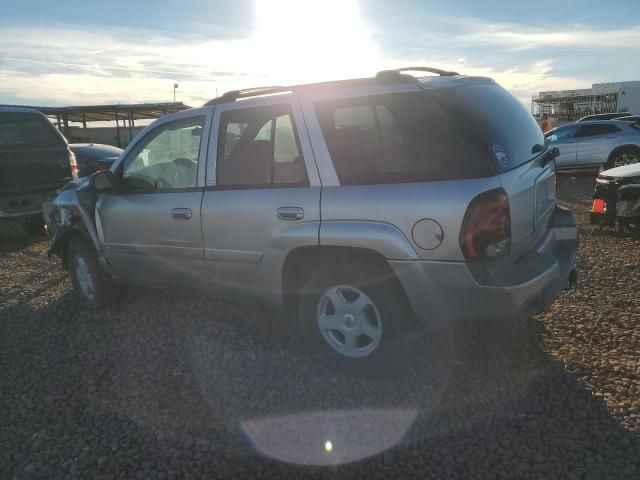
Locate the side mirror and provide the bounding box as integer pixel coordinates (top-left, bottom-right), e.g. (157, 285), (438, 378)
(89, 170), (117, 193)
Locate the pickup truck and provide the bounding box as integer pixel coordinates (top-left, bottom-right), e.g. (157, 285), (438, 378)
(0, 106), (76, 234)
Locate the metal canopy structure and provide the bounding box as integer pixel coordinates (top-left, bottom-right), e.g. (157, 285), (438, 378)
(0, 102), (191, 147)
(531, 91), (619, 122)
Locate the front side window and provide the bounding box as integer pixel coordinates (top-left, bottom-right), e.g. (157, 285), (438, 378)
(217, 105), (308, 188)
(122, 116), (204, 190)
(546, 125), (578, 143)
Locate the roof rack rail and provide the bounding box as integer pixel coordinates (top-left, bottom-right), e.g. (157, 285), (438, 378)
(375, 66), (460, 80)
(204, 86), (291, 106)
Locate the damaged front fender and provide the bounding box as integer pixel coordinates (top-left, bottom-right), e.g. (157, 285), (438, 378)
(43, 177), (117, 277)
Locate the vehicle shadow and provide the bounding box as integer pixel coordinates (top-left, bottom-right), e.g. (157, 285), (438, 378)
(0, 221), (47, 255)
(2, 285), (639, 478)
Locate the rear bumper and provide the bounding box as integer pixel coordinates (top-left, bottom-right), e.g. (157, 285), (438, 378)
(389, 205), (578, 330)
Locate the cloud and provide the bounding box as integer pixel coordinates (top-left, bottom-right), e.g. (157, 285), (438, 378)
(457, 20), (640, 50)
(0, 11), (635, 109)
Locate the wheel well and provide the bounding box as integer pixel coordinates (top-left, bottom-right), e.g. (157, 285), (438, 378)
(281, 246), (396, 315)
(608, 144), (640, 163)
(55, 226), (91, 270)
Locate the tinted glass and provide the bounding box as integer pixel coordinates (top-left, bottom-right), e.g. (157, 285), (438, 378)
(315, 91), (494, 185)
(578, 123), (621, 137)
(445, 84), (545, 171)
(218, 105), (307, 187)
(0, 112), (64, 148)
(122, 116), (204, 189)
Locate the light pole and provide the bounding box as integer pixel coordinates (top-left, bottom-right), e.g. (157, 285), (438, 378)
(173, 83), (178, 102)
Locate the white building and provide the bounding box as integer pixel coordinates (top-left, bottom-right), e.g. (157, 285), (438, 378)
(531, 81), (640, 121)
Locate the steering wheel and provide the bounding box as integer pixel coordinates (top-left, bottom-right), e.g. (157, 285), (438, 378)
(173, 157), (196, 169)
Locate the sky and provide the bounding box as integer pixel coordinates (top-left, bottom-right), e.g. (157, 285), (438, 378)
(0, 0), (639, 111)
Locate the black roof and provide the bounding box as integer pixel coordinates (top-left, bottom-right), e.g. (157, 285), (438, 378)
(0, 102), (191, 123)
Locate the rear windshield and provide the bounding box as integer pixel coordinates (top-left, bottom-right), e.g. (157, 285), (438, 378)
(314, 85), (542, 186)
(0, 112), (65, 148)
(443, 84), (545, 172)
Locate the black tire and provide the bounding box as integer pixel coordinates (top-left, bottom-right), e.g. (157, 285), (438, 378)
(298, 256), (418, 377)
(67, 237), (121, 309)
(22, 215), (46, 236)
(605, 147), (640, 170)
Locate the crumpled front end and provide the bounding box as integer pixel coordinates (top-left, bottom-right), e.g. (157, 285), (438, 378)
(41, 178), (115, 276)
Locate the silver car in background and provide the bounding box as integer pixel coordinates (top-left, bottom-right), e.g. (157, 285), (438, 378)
(545, 120), (640, 169)
(45, 67), (578, 375)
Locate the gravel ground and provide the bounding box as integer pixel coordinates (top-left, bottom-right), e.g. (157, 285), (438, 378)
(1, 172), (639, 479)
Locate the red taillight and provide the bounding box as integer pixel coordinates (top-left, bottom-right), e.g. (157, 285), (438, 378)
(68, 148), (79, 180)
(460, 189), (511, 261)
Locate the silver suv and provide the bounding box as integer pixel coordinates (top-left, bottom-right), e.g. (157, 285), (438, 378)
(545, 120), (640, 170)
(45, 67), (578, 374)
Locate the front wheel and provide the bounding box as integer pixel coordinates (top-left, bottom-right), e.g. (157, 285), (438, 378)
(298, 258), (418, 376)
(67, 238), (121, 309)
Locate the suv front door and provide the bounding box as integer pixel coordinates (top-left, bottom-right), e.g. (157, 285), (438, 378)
(545, 124), (578, 168)
(200, 95), (321, 305)
(97, 111), (210, 285)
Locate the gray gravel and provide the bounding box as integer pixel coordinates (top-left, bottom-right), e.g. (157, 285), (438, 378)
(1, 173), (639, 479)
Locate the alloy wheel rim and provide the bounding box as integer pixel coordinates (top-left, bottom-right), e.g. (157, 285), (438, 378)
(316, 285), (382, 358)
(74, 255), (95, 301)
(614, 153), (639, 168)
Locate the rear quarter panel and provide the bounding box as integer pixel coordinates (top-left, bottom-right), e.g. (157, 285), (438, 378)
(320, 178), (501, 261)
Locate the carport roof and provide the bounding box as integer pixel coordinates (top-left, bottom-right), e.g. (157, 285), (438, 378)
(0, 102), (191, 123)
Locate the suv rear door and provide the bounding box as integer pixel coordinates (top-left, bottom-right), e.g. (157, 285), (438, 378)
(445, 83), (556, 258)
(545, 124), (579, 168)
(576, 123), (622, 167)
(200, 94), (321, 304)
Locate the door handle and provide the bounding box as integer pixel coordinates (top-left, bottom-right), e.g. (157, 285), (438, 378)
(277, 207), (304, 220)
(171, 208), (192, 220)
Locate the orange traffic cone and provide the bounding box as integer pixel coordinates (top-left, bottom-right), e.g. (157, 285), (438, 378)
(591, 198), (606, 214)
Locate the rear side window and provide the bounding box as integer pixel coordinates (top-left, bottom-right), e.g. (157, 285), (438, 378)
(315, 92), (493, 185)
(0, 112), (64, 148)
(217, 105), (308, 188)
(578, 124), (621, 138)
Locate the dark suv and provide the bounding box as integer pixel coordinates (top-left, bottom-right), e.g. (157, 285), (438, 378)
(0, 107), (76, 234)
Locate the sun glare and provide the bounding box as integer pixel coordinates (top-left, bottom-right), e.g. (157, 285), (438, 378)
(252, 0), (379, 84)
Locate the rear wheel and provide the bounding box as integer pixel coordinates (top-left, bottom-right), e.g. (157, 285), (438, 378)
(22, 215), (45, 236)
(67, 238), (121, 309)
(298, 257), (418, 376)
(606, 148), (640, 169)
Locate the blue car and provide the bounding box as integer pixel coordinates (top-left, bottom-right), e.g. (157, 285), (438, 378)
(69, 143), (122, 178)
